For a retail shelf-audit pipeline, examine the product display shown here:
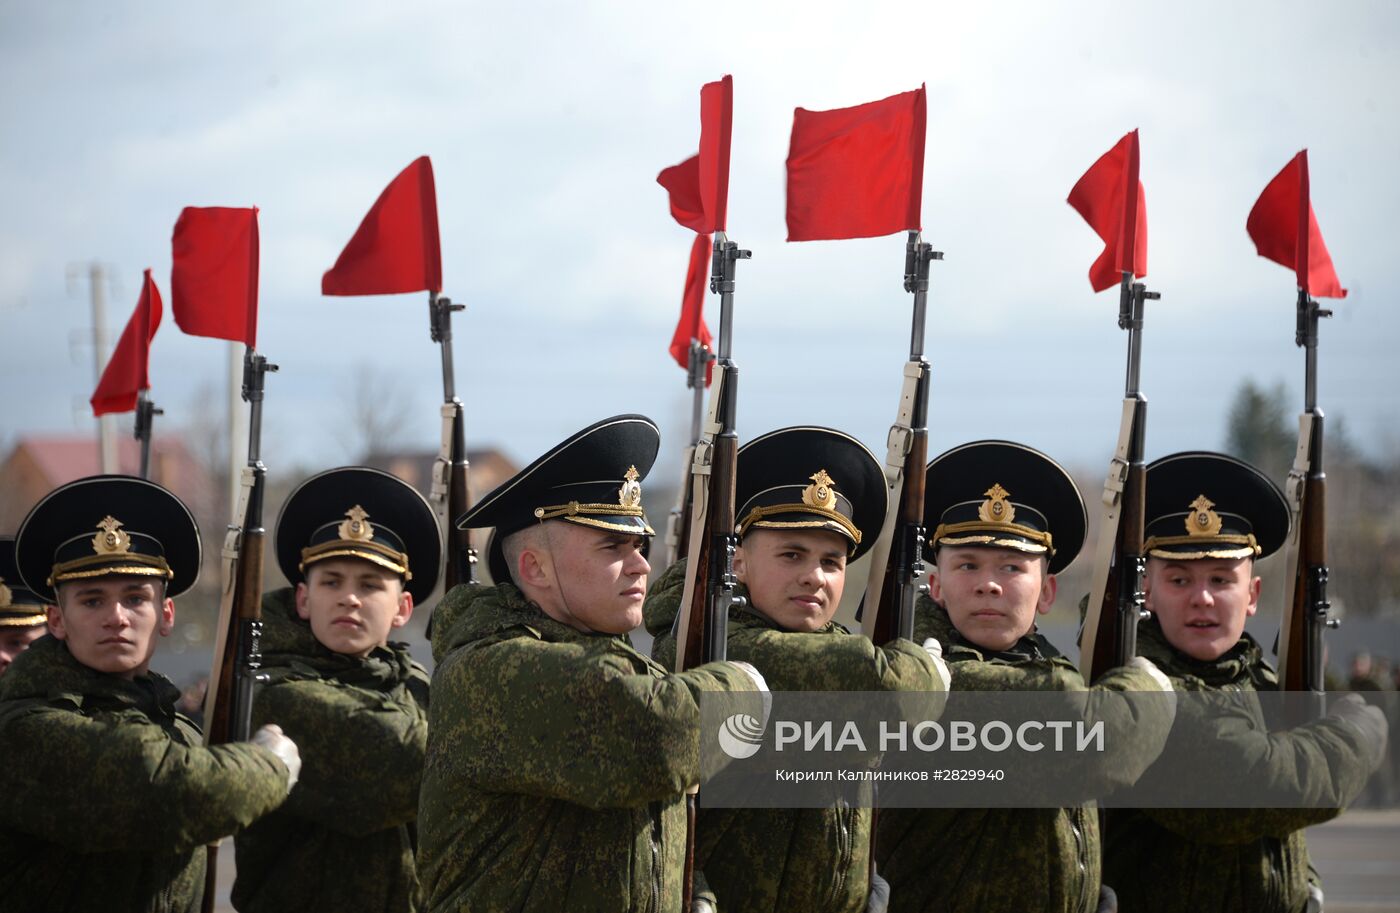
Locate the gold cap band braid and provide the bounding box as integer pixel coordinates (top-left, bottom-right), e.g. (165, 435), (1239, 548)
(930, 519), (1054, 555)
(48, 552), (174, 587)
(739, 503), (862, 545)
(0, 611), (46, 627)
(1144, 532), (1259, 560)
(299, 540), (412, 579)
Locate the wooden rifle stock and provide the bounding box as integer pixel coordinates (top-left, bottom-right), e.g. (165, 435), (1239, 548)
(201, 348), (275, 913)
(1279, 291), (1335, 706)
(429, 292), (477, 590)
(1080, 274), (1156, 684)
(674, 233), (748, 912)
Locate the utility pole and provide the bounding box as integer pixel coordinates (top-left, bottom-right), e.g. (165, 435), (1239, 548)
(69, 262), (118, 473)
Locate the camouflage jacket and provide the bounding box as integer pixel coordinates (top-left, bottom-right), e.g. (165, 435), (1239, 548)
(232, 587), (431, 913)
(417, 581), (757, 913)
(875, 598), (1174, 913)
(1102, 615), (1375, 913)
(0, 635), (289, 913)
(645, 558), (944, 913)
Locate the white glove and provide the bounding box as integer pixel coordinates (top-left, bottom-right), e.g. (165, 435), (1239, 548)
(692, 899), (716, 913)
(728, 660), (773, 728)
(921, 637), (952, 692)
(866, 870), (891, 913)
(252, 723), (302, 791)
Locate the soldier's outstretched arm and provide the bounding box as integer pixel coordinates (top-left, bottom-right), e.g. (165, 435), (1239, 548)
(431, 640), (755, 809)
(0, 706), (290, 853)
(251, 678), (428, 836)
(1138, 690), (1384, 843)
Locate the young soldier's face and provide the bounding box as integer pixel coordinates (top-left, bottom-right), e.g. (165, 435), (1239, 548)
(1144, 557), (1260, 662)
(0, 624), (46, 676)
(734, 528), (848, 633)
(296, 559), (413, 657)
(930, 547), (1055, 652)
(520, 523), (650, 635)
(49, 577), (174, 678)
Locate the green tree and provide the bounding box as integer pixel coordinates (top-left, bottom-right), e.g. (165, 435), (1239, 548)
(1224, 379), (1294, 483)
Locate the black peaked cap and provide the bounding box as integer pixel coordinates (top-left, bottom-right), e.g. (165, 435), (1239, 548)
(276, 466), (442, 604)
(457, 415), (660, 585)
(15, 475), (201, 601)
(1145, 451), (1289, 561)
(924, 440), (1087, 575)
(736, 426), (886, 561)
(1, 536), (49, 624)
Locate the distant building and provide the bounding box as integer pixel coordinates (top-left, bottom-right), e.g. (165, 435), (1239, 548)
(363, 447), (519, 504)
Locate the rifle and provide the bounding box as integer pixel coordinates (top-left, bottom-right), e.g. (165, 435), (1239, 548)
(673, 231), (749, 908)
(1277, 290), (1337, 714)
(664, 339), (713, 565)
(1079, 272), (1159, 683)
(200, 347), (277, 913)
(133, 389), (163, 480)
(428, 291), (478, 589)
(861, 231), (941, 646)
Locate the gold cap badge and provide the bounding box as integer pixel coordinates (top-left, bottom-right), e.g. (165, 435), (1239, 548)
(91, 516), (132, 556)
(977, 484), (1016, 524)
(1185, 495), (1223, 537)
(338, 505), (374, 542)
(619, 466), (642, 509)
(803, 470), (838, 511)
(0, 579), (11, 608)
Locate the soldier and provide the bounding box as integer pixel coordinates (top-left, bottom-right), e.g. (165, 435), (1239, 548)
(875, 440), (1177, 913)
(0, 537), (47, 677)
(1102, 451), (1389, 913)
(416, 415), (768, 913)
(232, 467), (441, 913)
(645, 425), (951, 913)
(0, 474), (300, 912)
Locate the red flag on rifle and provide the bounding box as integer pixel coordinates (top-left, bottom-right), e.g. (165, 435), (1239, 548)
(667, 234), (714, 383)
(91, 269), (162, 416)
(785, 86), (927, 242)
(658, 155), (707, 233)
(1246, 150), (1346, 299)
(698, 76), (734, 233)
(323, 156), (443, 296)
(171, 207), (260, 347)
(1068, 129), (1148, 292)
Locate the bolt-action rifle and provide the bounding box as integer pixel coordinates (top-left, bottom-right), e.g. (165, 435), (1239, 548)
(1277, 290), (1337, 715)
(428, 291), (478, 589)
(1079, 272), (1159, 683)
(673, 231), (750, 907)
(200, 347), (277, 913)
(665, 339), (714, 565)
(861, 231), (941, 646)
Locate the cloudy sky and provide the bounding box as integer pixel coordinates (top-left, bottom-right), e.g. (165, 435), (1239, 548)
(3, 1), (1397, 496)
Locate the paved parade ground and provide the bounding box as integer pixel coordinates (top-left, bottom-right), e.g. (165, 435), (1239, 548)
(208, 807), (1400, 912)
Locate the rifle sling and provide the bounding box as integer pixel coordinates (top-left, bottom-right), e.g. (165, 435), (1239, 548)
(860, 360), (923, 639)
(1081, 397), (1136, 681)
(674, 369), (726, 670)
(1276, 412), (1316, 685)
(202, 465), (256, 736)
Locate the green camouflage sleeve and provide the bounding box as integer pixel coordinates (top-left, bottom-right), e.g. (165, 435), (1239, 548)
(952, 660), (1174, 800)
(732, 629), (942, 693)
(0, 704), (289, 853)
(251, 677), (427, 836)
(1140, 690), (1375, 842)
(431, 638), (754, 809)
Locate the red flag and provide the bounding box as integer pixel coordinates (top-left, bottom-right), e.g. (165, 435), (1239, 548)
(657, 155), (707, 233)
(1246, 150), (1346, 299)
(171, 207), (260, 347)
(785, 86), (927, 242)
(1067, 129), (1148, 292)
(322, 156), (443, 296)
(91, 270), (162, 416)
(698, 76), (734, 233)
(667, 234), (713, 385)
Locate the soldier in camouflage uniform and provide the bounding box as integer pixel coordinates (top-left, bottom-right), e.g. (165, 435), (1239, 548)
(232, 467), (442, 912)
(0, 475), (300, 913)
(875, 441), (1177, 913)
(0, 537), (47, 677)
(417, 415), (768, 913)
(1103, 452), (1389, 913)
(646, 425), (951, 913)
